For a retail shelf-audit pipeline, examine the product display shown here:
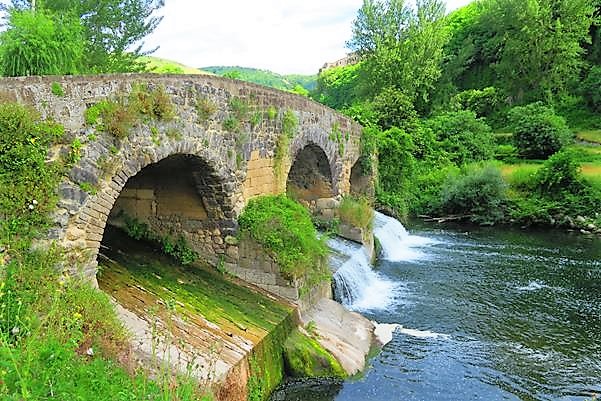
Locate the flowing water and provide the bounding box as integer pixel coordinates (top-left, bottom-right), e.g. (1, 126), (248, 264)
(276, 213), (601, 401)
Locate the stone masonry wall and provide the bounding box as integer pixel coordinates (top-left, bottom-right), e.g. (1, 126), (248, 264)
(0, 74), (366, 292)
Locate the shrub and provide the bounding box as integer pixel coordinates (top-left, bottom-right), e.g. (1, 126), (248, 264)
(338, 196), (373, 230)
(238, 195), (328, 281)
(533, 150), (584, 195)
(425, 110), (495, 165)
(196, 97), (217, 121)
(0, 103), (64, 242)
(438, 164), (508, 224)
(508, 102), (572, 159)
(449, 87), (500, 118)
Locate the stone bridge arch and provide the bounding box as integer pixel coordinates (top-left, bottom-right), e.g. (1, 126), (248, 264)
(0, 74), (371, 281)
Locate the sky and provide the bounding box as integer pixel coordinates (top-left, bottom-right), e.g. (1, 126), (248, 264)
(146, 0), (474, 75)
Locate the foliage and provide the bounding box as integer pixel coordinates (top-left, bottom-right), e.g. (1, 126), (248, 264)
(0, 9), (84, 76)
(348, 0), (449, 104)
(8, 0), (166, 73)
(314, 64), (361, 109)
(424, 110), (495, 165)
(582, 66), (601, 113)
(371, 87), (418, 130)
(449, 87), (500, 117)
(196, 97), (217, 121)
(283, 329), (346, 378)
(532, 150), (584, 194)
(123, 215), (198, 265)
(509, 102), (573, 159)
(438, 164), (508, 224)
(85, 84), (175, 139)
(238, 195), (328, 281)
(51, 82), (65, 97)
(202, 66), (317, 92)
(375, 127), (415, 195)
(484, 0), (594, 103)
(223, 116), (240, 133)
(0, 103), (63, 244)
(338, 196), (374, 230)
(282, 109), (298, 138)
(229, 96), (249, 120)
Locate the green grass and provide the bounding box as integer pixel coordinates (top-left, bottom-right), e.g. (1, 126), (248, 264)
(0, 101), (212, 401)
(338, 196), (374, 230)
(576, 130), (601, 144)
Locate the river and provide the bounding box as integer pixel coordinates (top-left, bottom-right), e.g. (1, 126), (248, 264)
(274, 212), (601, 401)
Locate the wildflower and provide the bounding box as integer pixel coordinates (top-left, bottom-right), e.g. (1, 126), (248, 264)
(86, 347), (94, 356)
(11, 326), (19, 335)
(32, 199), (38, 205)
(73, 312), (82, 320)
(28, 204), (34, 210)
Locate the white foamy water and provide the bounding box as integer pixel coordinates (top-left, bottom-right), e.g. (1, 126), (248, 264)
(373, 322), (450, 341)
(516, 280), (551, 291)
(329, 236), (397, 311)
(373, 211), (436, 262)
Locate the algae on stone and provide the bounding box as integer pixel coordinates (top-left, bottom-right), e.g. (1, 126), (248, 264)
(283, 329), (346, 379)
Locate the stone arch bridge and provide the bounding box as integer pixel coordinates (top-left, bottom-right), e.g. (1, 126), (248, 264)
(0, 74), (372, 300)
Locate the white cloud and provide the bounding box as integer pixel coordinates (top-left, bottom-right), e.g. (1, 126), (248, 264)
(145, 0), (474, 75)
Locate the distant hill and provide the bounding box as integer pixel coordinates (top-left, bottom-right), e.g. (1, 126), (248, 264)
(140, 56), (211, 75)
(201, 66), (317, 92)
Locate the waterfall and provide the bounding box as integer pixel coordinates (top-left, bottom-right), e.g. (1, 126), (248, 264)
(329, 211), (435, 310)
(329, 236), (397, 311)
(373, 211), (434, 262)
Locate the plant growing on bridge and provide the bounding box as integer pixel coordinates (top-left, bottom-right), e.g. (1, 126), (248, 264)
(338, 195), (374, 230)
(282, 109), (298, 138)
(238, 195), (329, 288)
(196, 96), (217, 122)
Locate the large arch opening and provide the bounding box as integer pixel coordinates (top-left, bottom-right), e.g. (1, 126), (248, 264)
(286, 144), (334, 202)
(98, 153), (234, 270)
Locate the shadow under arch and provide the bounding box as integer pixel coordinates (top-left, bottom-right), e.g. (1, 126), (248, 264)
(96, 153), (237, 270)
(286, 143), (335, 202)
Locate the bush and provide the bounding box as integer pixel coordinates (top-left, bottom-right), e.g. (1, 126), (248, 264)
(425, 111), (495, 165)
(533, 150), (583, 194)
(0, 103), (64, 243)
(449, 87), (500, 118)
(508, 102), (572, 159)
(238, 195), (328, 281)
(438, 164), (508, 224)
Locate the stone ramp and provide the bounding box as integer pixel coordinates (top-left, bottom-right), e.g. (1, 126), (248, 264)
(300, 298), (375, 376)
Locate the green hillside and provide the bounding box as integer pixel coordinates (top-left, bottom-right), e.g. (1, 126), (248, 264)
(140, 56), (211, 75)
(201, 66), (317, 92)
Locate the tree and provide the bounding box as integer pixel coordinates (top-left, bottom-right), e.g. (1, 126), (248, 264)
(0, 9), (84, 76)
(483, 0), (594, 103)
(348, 0), (449, 105)
(5, 0), (164, 73)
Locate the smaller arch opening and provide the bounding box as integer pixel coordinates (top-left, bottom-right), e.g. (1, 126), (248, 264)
(286, 144), (334, 202)
(349, 159), (372, 198)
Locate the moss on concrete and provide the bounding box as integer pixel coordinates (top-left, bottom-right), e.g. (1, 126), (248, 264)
(283, 330), (346, 379)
